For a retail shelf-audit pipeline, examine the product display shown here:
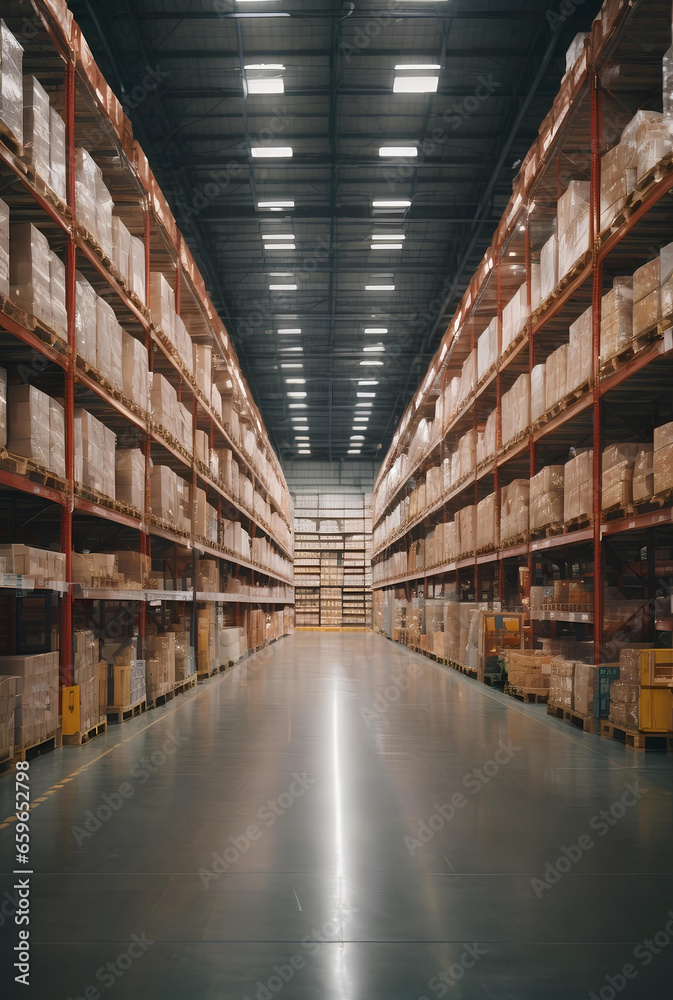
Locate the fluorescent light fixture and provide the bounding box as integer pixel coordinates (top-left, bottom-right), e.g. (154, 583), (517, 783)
(251, 146), (293, 158)
(245, 63), (286, 70)
(278, 328), (301, 334)
(356, 401), (373, 407)
(365, 284), (395, 291)
(298, 449), (311, 455)
(360, 360), (384, 366)
(265, 243), (296, 250)
(357, 392), (376, 398)
(295, 436), (310, 441)
(263, 234), (294, 240)
(358, 380), (379, 385)
(393, 75), (439, 94)
(289, 403), (307, 409)
(269, 283), (297, 290)
(372, 199), (411, 208)
(282, 363), (303, 369)
(287, 391), (307, 398)
(371, 234), (405, 240)
(247, 79), (284, 95)
(258, 200), (294, 209)
(351, 435), (365, 441)
(509, 251), (516, 257)
(285, 378), (306, 384)
(363, 344), (385, 352)
(347, 449), (361, 455)
(291, 417), (308, 423)
(394, 63), (441, 71)
(280, 346), (303, 352)
(379, 146), (418, 157)
(364, 327), (388, 334)
(371, 243), (403, 250)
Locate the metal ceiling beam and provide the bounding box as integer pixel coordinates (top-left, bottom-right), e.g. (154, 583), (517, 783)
(154, 48), (530, 61)
(182, 156), (489, 170)
(164, 85), (549, 100)
(127, 9), (550, 21)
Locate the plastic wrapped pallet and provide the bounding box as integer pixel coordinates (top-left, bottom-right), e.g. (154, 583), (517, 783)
(49, 106), (66, 201)
(457, 505), (476, 558)
(530, 261), (541, 312)
(501, 373), (530, 448)
(74, 272), (97, 366)
(477, 318), (497, 382)
(8, 384), (50, 467)
(563, 450), (593, 523)
(49, 251), (67, 338)
(456, 428), (477, 483)
(177, 401), (192, 454)
(95, 169), (114, 259)
(0, 20), (23, 146)
(173, 314), (193, 373)
(565, 32), (587, 73)
(608, 678), (640, 730)
(506, 651), (551, 690)
(566, 305), (592, 394)
(115, 449), (145, 512)
(477, 410), (496, 466)
(632, 256), (660, 338)
(150, 272), (175, 342)
(600, 277), (633, 365)
(530, 465), (564, 532)
(23, 76), (50, 185)
(633, 445), (654, 503)
(636, 113), (673, 181)
(653, 421), (673, 495)
(557, 180), (591, 279)
(545, 344), (568, 410)
(502, 281), (529, 351)
(0, 675), (17, 755)
(211, 384), (222, 420)
(129, 235), (146, 304)
(111, 216), (131, 285)
(476, 493), (497, 551)
(0, 365), (6, 449)
(146, 634), (176, 698)
(540, 232), (558, 301)
(75, 148), (98, 238)
(49, 397), (65, 479)
(193, 344), (212, 398)
(661, 241), (673, 319)
(501, 479), (529, 544)
(150, 465), (179, 524)
(75, 409), (115, 498)
(0, 544), (65, 585)
(0, 196), (8, 298)
(176, 475), (191, 533)
(0, 652), (59, 748)
(150, 372), (178, 440)
(531, 363), (546, 422)
(600, 140), (628, 232)
(10, 222), (52, 330)
(602, 443), (640, 510)
(121, 331), (149, 415)
(550, 659), (575, 709)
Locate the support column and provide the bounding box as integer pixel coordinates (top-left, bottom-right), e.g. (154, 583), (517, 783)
(590, 71), (604, 664)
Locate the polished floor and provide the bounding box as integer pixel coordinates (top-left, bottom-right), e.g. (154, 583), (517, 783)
(1, 632), (673, 998)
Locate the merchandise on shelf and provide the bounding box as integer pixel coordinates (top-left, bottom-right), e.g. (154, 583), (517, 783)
(150, 464), (179, 524)
(49, 106), (66, 202)
(115, 448), (145, 512)
(8, 384), (51, 470)
(500, 479), (529, 544)
(506, 651), (552, 690)
(653, 421), (673, 495)
(0, 675), (16, 755)
(477, 318), (497, 382)
(563, 449), (593, 522)
(477, 410), (496, 466)
(530, 364), (546, 423)
(0, 196), (8, 298)
(545, 344), (567, 411)
(0, 365), (5, 449)
(557, 180), (591, 279)
(501, 373), (530, 447)
(600, 276), (633, 366)
(11, 223), (65, 336)
(530, 465), (564, 532)
(150, 371), (179, 441)
(72, 552), (119, 588)
(0, 544), (65, 585)
(74, 408), (116, 498)
(194, 487), (217, 543)
(194, 344), (212, 399)
(502, 280), (529, 351)
(540, 232), (558, 301)
(661, 241), (673, 318)
(146, 633), (176, 699)
(75, 271), (97, 366)
(49, 397), (65, 479)
(632, 444), (654, 503)
(96, 296), (123, 391)
(121, 331), (149, 415)
(70, 629), (104, 732)
(633, 256), (661, 338)
(602, 443), (640, 510)
(0, 19), (23, 147)
(22, 76), (50, 187)
(458, 349), (476, 407)
(106, 641), (145, 708)
(149, 271), (175, 341)
(0, 651), (58, 747)
(476, 493), (497, 551)
(566, 305), (592, 394)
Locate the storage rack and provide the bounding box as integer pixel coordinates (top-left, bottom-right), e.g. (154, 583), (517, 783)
(371, 0), (673, 666)
(0, 0), (294, 693)
(294, 493), (372, 628)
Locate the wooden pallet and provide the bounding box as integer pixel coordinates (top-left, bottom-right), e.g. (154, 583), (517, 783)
(546, 701), (601, 733)
(106, 699), (147, 723)
(0, 744), (15, 773)
(197, 663), (220, 681)
(564, 515), (591, 533)
(63, 718), (107, 746)
(601, 503), (637, 522)
(147, 683), (176, 710)
(505, 683), (548, 704)
(501, 531), (529, 548)
(629, 150), (673, 210)
(599, 720), (673, 752)
(600, 327), (661, 375)
(13, 728), (62, 763)
(530, 522), (565, 541)
(0, 120), (23, 157)
(174, 675), (197, 696)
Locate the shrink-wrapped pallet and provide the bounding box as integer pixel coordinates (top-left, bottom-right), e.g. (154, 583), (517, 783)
(531, 363), (546, 422)
(146, 633), (176, 698)
(195, 428), (209, 468)
(477, 410), (496, 466)
(121, 331), (149, 415)
(49, 250), (67, 338)
(506, 651), (551, 690)
(10, 223), (52, 331)
(74, 271), (97, 366)
(458, 349), (476, 406)
(636, 113), (673, 181)
(75, 409), (115, 498)
(540, 232), (558, 301)
(654, 421), (673, 496)
(95, 169), (114, 260)
(545, 344), (568, 410)
(500, 479), (529, 544)
(530, 465), (564, 532)
(75, 147), (98, 238)
(564, 450), (593, 522)
(111, 216), (131, 284)
(550, 659), (575, 709)
(530, 261), (541, 312)
(501, 373), (530, 448)
(150, 272), (176, 341)
(0, 652), (59, 748)
(457, 505), (476, 558)
(477, 493), (497, 551)
(661, 241), (673, 319)
(600, 140), (628, 232)
(176, 474), (191, 533)
(0, 196), (8, 298)
(502, 281), (529, 351)
(23, 76), (50, 186)
(444, 519), (458, 563)
(150, 371), (178, 441)
(567, 305), (592, 394)
(8, 384), (50, 468)
(129, 235), (146, 304)
(633, 445), (654, 504)
(115, 449), (145, 512)
(600, 277), (633, 365)
(608, 678), (640, 730)
(49, 397), (65, 479)
(557, 180), (590, 279)
(632, 256), (660, 337)
(477, 318), (497, 381)
(0, 365), (5, 449)
(177, 401), (192, 454)
(0, 20), (23, 146)
(173, 314), (193, 373)
(194, 344), (212, 398)
(456, 428), (477, 483)
(150, 465), (179, 523)
(49, 107), (66, 201)
(211, 384), (222, 419)
(602, 443), (640, 510)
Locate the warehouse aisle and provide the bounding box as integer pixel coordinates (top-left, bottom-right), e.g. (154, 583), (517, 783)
(1, 632), (673, 999)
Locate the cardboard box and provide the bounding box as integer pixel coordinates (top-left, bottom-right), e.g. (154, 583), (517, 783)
(8, 384), (50, 468)
(0, 20), (23, 147)
(115, 449), (145, 512)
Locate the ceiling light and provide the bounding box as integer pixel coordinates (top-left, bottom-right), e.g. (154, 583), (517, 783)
(285, 378), (306, 384)
(298, 449), (311, 455)
(371, 234), (405, 241)
(365, 284), (395, 291)
(282, 363), (303, 369)
(360, 360), (384, 366)
(289, 403), (307, 409)
(509, 251), (516, 257)
(287, 391), (307, 398)
(372, 200), (411, 208)
(278, 328), (301, 334)
(295, 436), (310, 441)
(394, 63), (441, 70)
(363, 344), (385, 352)
(280, 346), (303, 352)
(356, 401), (374, 407)
(258, 200), (294, 209)
(393, 75), (439, 94)
(364, 327), (388, 334)
(347, 449), (362, 455)
(251, 146), (293, 158)
(247, 79), (284, 95)
(265, 243), (295, 250)
(263, 234), (294, 240)
(379, 146), (418, 157)
(357, 392), (376, 398)
(371, 243), (403, 250)
(351, 435), (365, 441)
(358, 380), (379, 386)
(269, 283), (297, 290)
(245, 63), (286, 70)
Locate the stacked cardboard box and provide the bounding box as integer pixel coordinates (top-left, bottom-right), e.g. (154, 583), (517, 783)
(121, 331), (149, 415)
(632, 256), (661, 337)
(23, 76), (50, 186)
(71, 629), (102, 732)
(0, 651), (59, 747)
(653, 421), (673, 495)
(110, 551), (150, 589)
(549, 659), (575, 708)
(506, 651), (552, 690)
(566, 305), (592, 394)
(150, 465), (179, 524)
(75, 147), (114, 257)
(602, 443), (640, 510)
(74, 408), (116, 498)
(8, 385), (47, 470)
(0, 20), (24, 147)
(477, 318), (497, 381)
(564, 450), (592, 522)
(501, 374), (530, 447)
(600, 277), (633, 365)
(197, 607), (216, 675)
(174, 631), (192, 681)
(557, 180), (591, 279)
(115, 449), (145, 512)
(198, 559), (220, 593)
(96, 296), (123, 391)
(662, 242), (673, 319)
(10, 223), (66, 337)
(500, 480), (529, 544)
(0, 544), (65, 585)
(530, 465), (564, 532)
(502, 281), (529, 351)
(531, 364), (546, 422)
(540, 232), (558, 301)
(111, 217), (146, 304)
(146, 633), (176, 700)
(477, 410), (496, 466)
(608, 678), (640, 730)
(150, 372), (179, 441)
(0, 675), (17, 756)
(476, 493), (497, 551)
(193, 345), (212, 398)
(573, 662), (621, 718)
(0, 198), (8, 299)
(633, 444), (654, 503)
(72, 552), (120, 588)
(545, 344), (568, 410)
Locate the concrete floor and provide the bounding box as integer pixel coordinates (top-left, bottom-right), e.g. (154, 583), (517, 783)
(1, 631), (673, 999)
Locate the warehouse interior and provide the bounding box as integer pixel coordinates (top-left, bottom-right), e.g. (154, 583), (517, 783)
(1, 0), (673, 996)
